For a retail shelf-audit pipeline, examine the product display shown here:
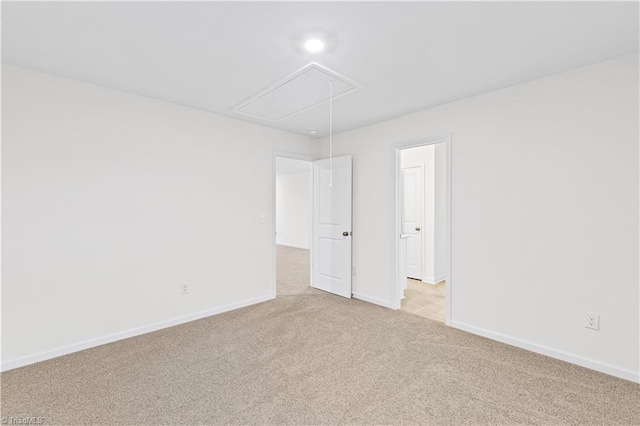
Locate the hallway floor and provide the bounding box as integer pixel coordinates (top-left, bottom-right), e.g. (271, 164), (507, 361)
(401, 278), (445, 322)
(276, 245), (317, 296)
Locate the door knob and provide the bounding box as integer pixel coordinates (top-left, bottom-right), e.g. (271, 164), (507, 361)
(343, 231), (350, 237)
(415, 227), (421, 231)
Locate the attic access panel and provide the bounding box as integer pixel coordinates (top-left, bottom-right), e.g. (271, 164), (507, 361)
(231, 63), (361, 122)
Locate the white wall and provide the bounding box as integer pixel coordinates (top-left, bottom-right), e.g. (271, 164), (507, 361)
(1, 65), (314, 368)
(321, 54), (639, 381)
(400, 144), (446, 283)
(276, 167), (311, 249)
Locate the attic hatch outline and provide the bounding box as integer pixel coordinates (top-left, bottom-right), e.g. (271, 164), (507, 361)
(230, 62), (362, 122)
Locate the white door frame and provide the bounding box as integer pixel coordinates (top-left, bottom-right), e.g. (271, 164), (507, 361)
(393, 134), (452, 325)
(272, 151), (314, 297)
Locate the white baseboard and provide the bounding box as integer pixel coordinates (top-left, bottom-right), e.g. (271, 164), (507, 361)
(422, 275), (445, 285)
(1, 293), (276, 372)
(450, 320), (640, 384)
(352, 292), (395, 309)
(276, 242), (310, 250)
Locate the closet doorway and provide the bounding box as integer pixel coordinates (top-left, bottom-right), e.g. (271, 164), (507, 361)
(394, 135), (451, 323)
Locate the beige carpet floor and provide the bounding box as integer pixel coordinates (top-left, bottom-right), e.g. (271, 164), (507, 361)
(3, 253), (640, 425)
(401, 279), (445, 322)
(276, 245), (317, 296)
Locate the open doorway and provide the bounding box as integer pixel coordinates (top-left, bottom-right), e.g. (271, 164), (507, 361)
(395, 135), (451, 323)
(274, 156), (314, 296)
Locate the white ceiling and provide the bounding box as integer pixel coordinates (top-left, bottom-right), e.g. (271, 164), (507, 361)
(2, 2), (638, 138)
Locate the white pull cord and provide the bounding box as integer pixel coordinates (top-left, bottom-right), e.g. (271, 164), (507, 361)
(329, 79), (333, 188)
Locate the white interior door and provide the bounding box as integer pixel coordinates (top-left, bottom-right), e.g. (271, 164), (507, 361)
(312, 156), (352, 298)
(401, 166), (423, 280)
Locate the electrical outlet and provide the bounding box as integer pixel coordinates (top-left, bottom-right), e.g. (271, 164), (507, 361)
(352, 266), (358, 276)
(584, 312), (599, 330)
(259, 214), (268, 223)
(181, 282), (189, 295)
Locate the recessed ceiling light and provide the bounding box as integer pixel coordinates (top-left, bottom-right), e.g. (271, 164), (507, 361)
(304, 39), (324, 53)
